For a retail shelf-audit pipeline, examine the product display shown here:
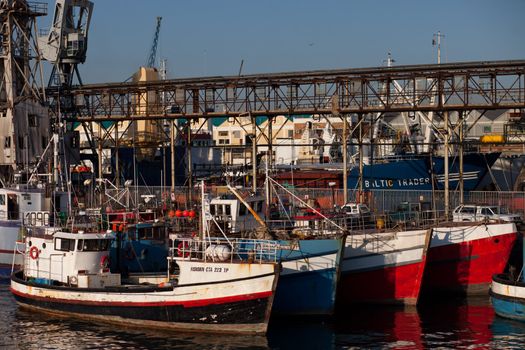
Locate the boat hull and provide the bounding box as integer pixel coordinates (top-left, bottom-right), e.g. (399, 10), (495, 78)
(273, 238), (344, 316)
(10, 261), (278, 334)
(338, 229), (431, 305)
(490, 274), (525, 322)
(348, 153), (499, 191)
(0, 223), (23, 278)
(423, 223), (517, 295)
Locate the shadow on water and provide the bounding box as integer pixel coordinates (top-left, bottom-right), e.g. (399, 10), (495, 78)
(332, 305), (423, 349)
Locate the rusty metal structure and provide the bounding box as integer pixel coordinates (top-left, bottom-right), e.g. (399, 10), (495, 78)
(0, 0), (49, 183)
(45, 59), (525, 207)
(49, 59), (525, 122)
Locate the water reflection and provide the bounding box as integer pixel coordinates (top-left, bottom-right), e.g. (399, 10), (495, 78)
(1, 283), (525, 349)
(490, 316), (525, 349)
(334, 306), (423, 349)
(418, 296), (494, 348)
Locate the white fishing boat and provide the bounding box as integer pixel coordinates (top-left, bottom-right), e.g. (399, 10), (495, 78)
(0, 185), (68, 278)
(10, 225), (279, 334)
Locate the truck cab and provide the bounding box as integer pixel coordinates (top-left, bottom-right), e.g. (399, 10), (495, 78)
(452, 204), (522, 223)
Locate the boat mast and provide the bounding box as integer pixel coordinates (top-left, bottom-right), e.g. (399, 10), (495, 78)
(434, 31), (450, 219)
(342, 114), (348, 204)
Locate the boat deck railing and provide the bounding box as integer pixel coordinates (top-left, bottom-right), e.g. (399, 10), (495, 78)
(265, 208), (516, 238)
(169, 237), (279, 264)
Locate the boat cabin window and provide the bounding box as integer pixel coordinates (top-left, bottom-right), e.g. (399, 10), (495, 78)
(0, 194), (5, 206)
(55, 237), (75, 252)
(210, 205), (215, 215)
(77, 239), (110, 252)
(239, 204), (246, 216)
(217, 205), (223, 215)
(225, 204), (231, 216)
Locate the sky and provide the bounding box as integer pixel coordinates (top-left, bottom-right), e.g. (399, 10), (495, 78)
(38, 0), (525, 84)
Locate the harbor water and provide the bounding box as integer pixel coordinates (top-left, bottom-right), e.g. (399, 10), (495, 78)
(1, 282), (524, 349)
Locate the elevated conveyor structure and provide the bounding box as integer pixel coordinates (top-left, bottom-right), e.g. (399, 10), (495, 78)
(49, 60), (525, 122)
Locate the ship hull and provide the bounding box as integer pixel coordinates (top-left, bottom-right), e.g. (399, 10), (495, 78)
(348, 153), (500, 191)
(423, 223), (517, 295)
(273, 238), (344, 316)
(0, 223), (23, 278)
(490, 273), (525, 322)
(10, 261), (278, 334)
(338, 229), (431, 305)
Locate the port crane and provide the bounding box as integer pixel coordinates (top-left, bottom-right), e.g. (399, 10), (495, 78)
(39, 0), (94, 88)
(146, 16), (162, 68)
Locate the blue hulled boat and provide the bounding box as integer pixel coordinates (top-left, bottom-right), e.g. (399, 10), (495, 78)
(490, 274), (525, 321)
(208, 193), (345, 316)
(490, 238), (525, 321)
(273, 238), (344, 316)
(348, 152), (500, 191)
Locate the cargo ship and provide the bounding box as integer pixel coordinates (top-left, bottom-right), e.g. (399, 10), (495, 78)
(275, 152), (500, 191)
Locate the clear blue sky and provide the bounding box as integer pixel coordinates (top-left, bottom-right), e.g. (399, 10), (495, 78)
(39, 0), (525, 84)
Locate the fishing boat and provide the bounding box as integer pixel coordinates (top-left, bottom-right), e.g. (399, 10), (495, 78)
(490, 274), (525, 322)
(490, 236), (525, 322)
(338, 226), (432, 305)
(0, 185), (68, 278)
(107, 207), (173, 274)
(10, 225), (279, 334)
(423, 222), (518, 295)
(207, 185), (345, 316)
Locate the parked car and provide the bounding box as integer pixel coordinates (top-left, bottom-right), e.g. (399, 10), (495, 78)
(452, 204), (522, 223)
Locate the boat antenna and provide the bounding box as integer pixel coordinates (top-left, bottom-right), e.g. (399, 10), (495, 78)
(432, 31), (445, 64)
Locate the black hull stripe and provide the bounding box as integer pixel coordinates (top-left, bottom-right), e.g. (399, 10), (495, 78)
(10, 285), (273, 307)
(13, 294), (271, 333)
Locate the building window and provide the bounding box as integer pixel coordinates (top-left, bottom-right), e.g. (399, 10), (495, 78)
(233, 131), (241, 138)
(288, 130), (294, 138)
(483, 126), (492, 133)
(4, 136), (11, 148)
(218, 131), (228, 137)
